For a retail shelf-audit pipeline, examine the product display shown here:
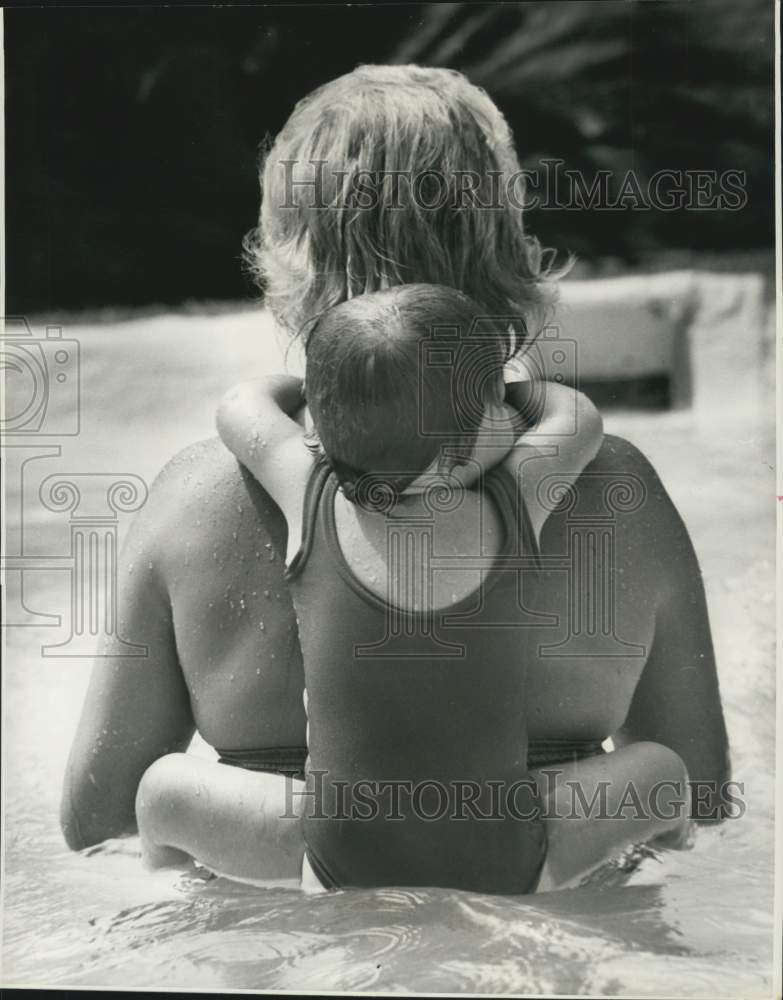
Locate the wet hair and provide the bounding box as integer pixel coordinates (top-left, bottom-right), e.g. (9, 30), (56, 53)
(304, 284), (510, 507)
(245, 64), (567, 347)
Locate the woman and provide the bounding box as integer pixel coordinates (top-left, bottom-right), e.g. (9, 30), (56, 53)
(61, 65), (729, 889)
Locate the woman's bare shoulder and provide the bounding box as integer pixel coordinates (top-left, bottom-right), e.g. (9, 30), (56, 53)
(127, 438), (287, 571)
(583, 433), (696, 584)
(150, 437), (247, 498)
(595, 433), (665, 482)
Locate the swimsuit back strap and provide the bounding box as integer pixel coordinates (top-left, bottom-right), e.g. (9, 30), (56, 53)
(216, 745), (308, 779)
(485, 463), (542, 572)
(285, 457), (332, 581)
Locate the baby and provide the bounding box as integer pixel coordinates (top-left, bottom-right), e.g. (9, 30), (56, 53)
(139, 284), (602, 893)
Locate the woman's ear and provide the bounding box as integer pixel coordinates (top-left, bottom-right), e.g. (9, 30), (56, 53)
(302, 425), (324, 456)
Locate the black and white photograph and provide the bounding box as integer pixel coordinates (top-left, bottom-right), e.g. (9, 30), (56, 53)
(1, 2), (779, 996)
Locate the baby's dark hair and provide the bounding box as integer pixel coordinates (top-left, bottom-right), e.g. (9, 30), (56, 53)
(304, 284), (513, 507)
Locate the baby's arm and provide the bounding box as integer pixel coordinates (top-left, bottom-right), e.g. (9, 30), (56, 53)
(503, 379), (603, 543)
(216, 376), (312, 562)
(216, 375), (304, 476)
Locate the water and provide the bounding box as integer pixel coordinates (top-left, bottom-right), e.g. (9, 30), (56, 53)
(1, 311), (776, 994)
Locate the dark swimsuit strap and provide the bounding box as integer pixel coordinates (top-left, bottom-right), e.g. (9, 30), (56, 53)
(485, 462), (542, 572)
(215, 745), (307, 779)
(285, 456), (333, 582)
(527, 737), (606, 768)
(291, 458), (541, 598)
(312, 461), (535, 620)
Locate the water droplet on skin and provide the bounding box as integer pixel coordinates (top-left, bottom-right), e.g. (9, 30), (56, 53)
(269, 551), (276, 561)
(256, 667), (261, 675)
(232, 532), (238, 541)
(369, 575), (378, 584)
(265, 542), (272, 549)
(208, 602), (214, 608)
(229, 674), (235, 682)
(258, 621), (265, 630)
(240, 598), (246, 610)
(237, 504), (243, 514)
(127, 563), (134, 574)
(148, 562), (153, 570)
(263, 590), (270, 597)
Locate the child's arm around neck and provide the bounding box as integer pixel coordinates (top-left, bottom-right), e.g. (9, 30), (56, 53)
(502, 378), (603, 545)
(216, 375), (312, 566)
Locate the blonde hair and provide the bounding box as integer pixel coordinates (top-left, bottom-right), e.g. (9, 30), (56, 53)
(246, 64), (567, 346)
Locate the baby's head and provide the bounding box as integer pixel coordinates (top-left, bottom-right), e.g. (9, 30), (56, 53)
(249, 64), (565, 346)
(304, 284), (513, 507)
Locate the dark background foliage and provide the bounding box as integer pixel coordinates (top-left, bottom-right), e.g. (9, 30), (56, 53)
(5, 1), (775, 314)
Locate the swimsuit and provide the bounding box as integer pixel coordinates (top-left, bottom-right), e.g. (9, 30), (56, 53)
(528, 737), (606, 769)
(281, 457), (548, 894)
(216, 746), (308, 780)
(215, 737), (605, 780)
